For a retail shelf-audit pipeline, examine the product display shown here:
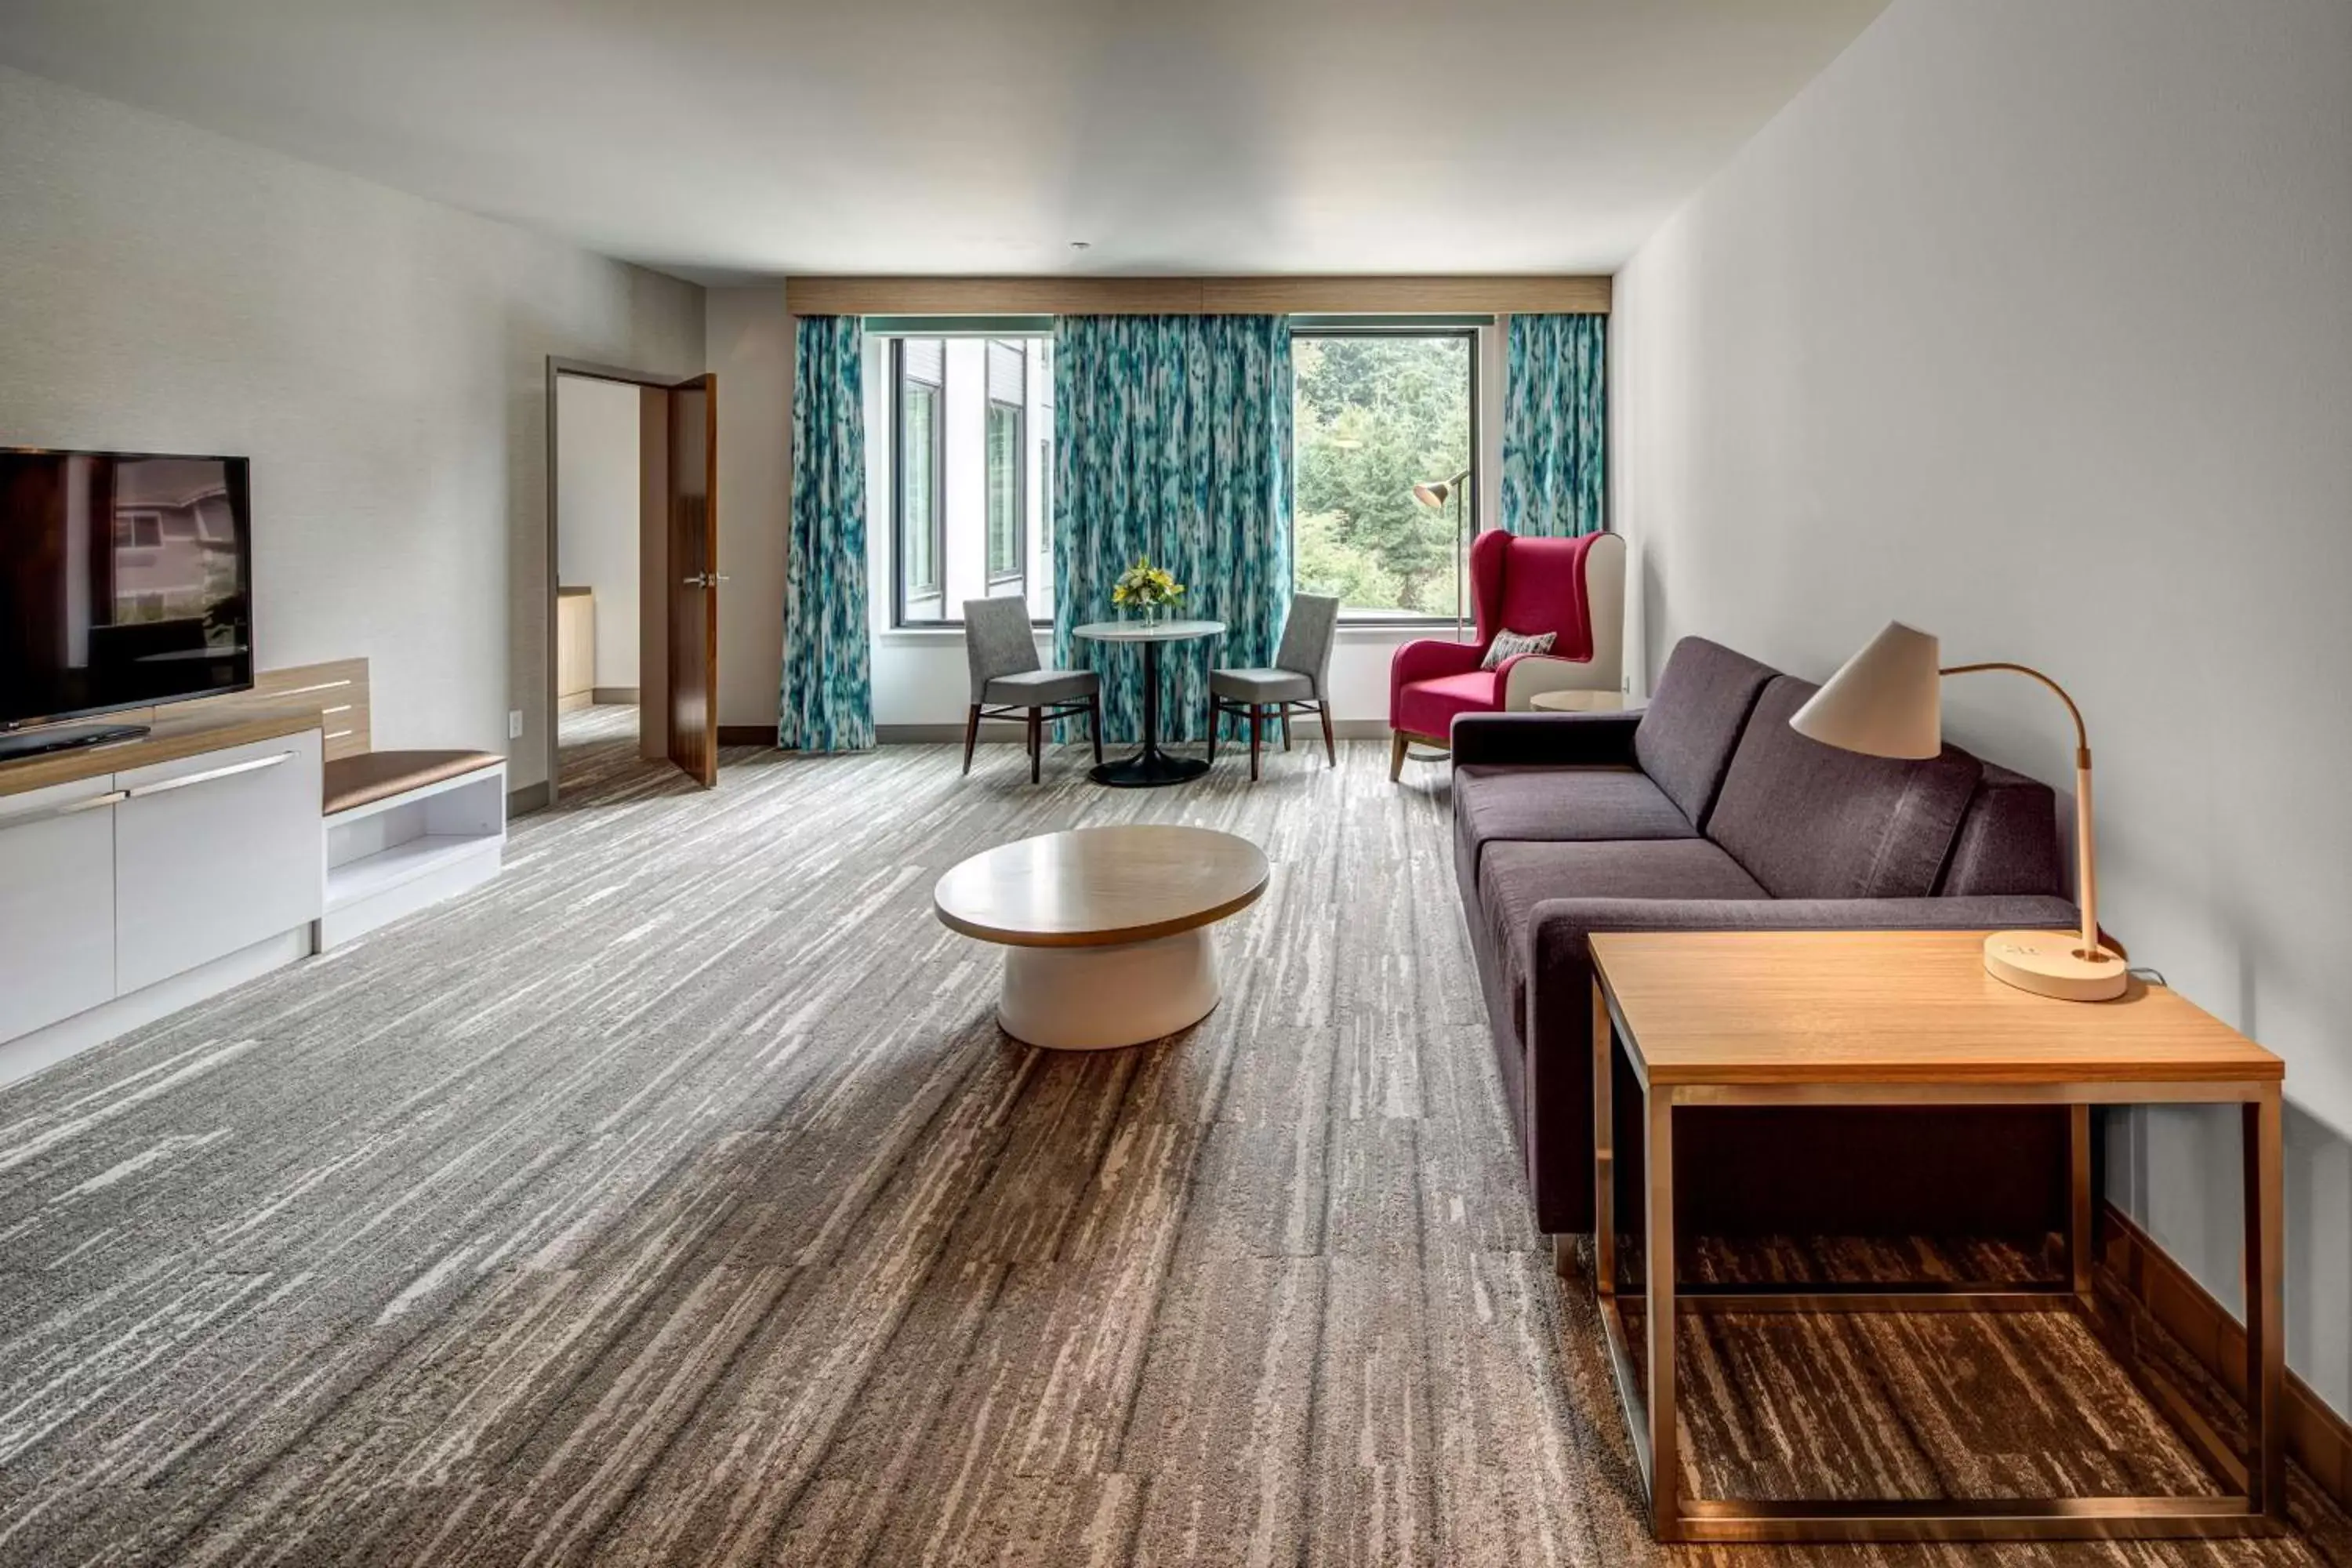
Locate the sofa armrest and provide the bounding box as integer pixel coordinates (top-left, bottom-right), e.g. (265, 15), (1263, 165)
(1450, 710), (1642, 768)
(1391, 637), (1485, 692)
(1497, 651), (1612, 710)
(1512, 892), (2078, 1232)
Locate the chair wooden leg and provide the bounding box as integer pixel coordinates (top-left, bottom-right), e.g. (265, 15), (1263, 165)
(1249, 706), (1262, 782)
(1389, 729), (1407, 782)
(1206, 697), (1219, 764)
(1089, 694), (1103, 764)
(962, 705), (981, 775)
(1281, 706), (1291, 751)
(1319, 701), (1336, 766)
(1027, 710), (1042, 783)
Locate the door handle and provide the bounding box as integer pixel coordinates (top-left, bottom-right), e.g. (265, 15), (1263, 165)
(125, 750), (293, 798)
(0, 789), (127, 833)
(681, 574), (732, 588)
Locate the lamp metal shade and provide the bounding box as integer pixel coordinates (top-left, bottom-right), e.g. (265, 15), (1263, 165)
(1788, 621), (1944, 760)
(1412, 480), (1451, 509)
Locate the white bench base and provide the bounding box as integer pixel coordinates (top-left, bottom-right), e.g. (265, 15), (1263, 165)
(996, 928), (1221, 1051)
(320, 762), (506, 949)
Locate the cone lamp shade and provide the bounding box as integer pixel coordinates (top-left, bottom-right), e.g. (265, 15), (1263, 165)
(1412, 467), (1470, 510)
(1788, 622), (1944, 760)
(1791, 621), (2126, 1002)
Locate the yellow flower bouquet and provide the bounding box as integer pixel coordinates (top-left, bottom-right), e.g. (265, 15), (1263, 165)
(1111, 556), (1185, 623)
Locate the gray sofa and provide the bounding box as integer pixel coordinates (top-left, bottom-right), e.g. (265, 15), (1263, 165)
(1452, 635), (2084, 1238)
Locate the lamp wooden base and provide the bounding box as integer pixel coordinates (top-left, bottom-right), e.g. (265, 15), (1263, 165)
(1984, 930), (2129, 1002)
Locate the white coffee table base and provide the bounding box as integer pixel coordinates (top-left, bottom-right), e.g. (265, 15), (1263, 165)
(997, 929), (1221, 1051)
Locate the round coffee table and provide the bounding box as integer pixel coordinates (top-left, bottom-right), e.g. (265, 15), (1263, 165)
(933, 825), (1269, 1050)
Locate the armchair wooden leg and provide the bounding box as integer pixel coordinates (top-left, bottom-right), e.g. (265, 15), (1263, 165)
(1088, 694), (1103, 764)
(1027, 710), (1042, 784)
(1280, 707), (1291, 751)
(1206, 697), (1219, 764)
(962, 704), (981, 775)
(1318, 701), (1336, 767)
(1249, 706), (1262, 782)
(1389, 729), (1407, 782)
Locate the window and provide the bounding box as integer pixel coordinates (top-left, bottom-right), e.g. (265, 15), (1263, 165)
(984, 340), (1025, 584)
(888, 334), (1053, 626)
(1293, 330), (1476, 621)
(895, 339), (945, 609)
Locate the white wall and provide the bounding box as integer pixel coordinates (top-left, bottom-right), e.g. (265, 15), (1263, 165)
(706, 286), (790, 734)
(1612, 0), (2352, 1413)
(554, 375), (642, 688)
(0, 66), (705, 793)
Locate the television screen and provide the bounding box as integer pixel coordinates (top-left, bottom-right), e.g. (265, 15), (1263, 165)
(1, 449), (254, 728)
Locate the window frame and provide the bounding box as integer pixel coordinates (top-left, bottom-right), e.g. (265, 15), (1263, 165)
(891, 338), (947, 624)
(1290, 323), (1482, 627)
(983, 339), (1027, 590)
(884, 331), (1053, 630)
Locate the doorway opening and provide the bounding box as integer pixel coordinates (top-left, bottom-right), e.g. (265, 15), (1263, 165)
(543, 358), (719, 807)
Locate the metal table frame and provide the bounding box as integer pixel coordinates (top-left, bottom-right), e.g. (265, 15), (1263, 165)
(1589, 974), (2288, 1545)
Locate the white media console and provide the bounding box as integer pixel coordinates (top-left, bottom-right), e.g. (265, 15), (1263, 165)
(0, 718), (325, 1087)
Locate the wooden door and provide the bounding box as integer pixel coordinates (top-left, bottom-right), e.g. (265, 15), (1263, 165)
(666, 373), (718, 787)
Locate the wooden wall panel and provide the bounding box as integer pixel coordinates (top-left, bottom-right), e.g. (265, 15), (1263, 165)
(177, 659), (370, 760)
(784, 274), (1610, 318)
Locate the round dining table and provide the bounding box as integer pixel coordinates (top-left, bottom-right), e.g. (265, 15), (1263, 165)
(1069, 618), (1225, 787)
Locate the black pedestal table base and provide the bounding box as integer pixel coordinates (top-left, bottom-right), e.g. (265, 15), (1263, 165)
(1076, 619), (1223, 789)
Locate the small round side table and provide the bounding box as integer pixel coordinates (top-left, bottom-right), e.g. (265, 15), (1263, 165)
(1527, 689), (1626, 713)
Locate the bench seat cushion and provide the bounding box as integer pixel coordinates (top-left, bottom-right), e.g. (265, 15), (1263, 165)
(325, 750), (503, 816)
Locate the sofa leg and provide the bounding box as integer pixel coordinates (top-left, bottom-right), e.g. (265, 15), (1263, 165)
(1388, 729), (1407, 782)
(1554, 1234), (1579, 1281)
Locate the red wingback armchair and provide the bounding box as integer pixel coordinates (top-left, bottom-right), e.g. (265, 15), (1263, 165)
(1388, 528), (1626, 779)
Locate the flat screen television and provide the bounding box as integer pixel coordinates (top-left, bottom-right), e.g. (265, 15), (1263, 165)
(1, 448), (254, 754)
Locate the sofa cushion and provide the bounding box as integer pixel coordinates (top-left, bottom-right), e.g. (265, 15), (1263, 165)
(1396, 669), (1497, 739)
(1706, 677), (1981, 901)
(1937, 761), (2065, 897)
(1479, 838), (1767, 1040)
(1455, 764), (1695, 869)
(1633, 637), (1778, 827)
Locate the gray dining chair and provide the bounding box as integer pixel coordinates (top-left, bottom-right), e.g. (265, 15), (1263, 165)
(962, 596), (1102, 782)
(1207, 593), (1339, 780)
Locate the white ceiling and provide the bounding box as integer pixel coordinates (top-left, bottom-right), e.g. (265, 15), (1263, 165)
(0, 0), (1886, 285)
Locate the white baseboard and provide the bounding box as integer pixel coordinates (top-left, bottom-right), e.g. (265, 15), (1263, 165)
(0, 927), (313, 1091)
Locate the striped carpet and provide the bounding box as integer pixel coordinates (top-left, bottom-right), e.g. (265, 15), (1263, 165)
(0, 716), (2344, 1566)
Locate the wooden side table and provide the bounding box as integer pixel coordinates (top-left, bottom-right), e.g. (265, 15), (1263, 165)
(1587, 928), (2287, 1545)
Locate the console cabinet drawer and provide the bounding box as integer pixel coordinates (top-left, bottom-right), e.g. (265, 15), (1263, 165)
(113, 732), (323, 995)
(0, 777), (118, 1041)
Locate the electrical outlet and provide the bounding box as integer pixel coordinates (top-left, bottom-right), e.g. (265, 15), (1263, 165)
(508, 710), (524, 739)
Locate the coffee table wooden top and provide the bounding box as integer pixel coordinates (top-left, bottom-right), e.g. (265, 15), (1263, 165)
(934, 825), (1269, 949)
(1590, 930), (2282, 1087)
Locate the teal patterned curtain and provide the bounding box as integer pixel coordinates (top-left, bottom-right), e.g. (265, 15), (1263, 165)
(780, 316), (873, 751)
(1501, 313), (1607, 537)
(1051, 314), (1291, 744)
